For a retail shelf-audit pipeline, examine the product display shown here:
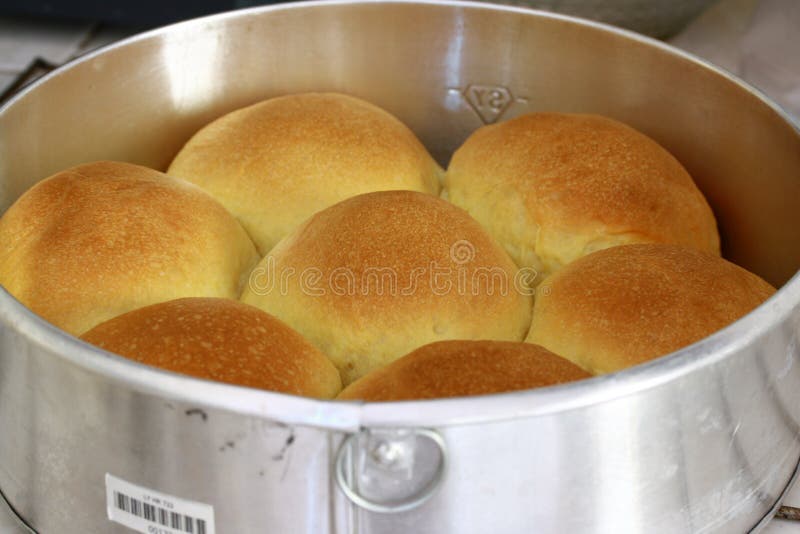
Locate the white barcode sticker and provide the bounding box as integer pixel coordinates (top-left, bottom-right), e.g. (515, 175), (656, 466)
(105, 474), (215, 534)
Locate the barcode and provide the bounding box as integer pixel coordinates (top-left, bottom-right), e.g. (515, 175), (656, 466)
(113, 491), (207, 534)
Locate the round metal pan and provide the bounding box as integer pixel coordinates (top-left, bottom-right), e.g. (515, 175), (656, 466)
(1, 2), (799, 532)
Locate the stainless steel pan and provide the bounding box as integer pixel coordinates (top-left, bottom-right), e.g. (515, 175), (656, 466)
(1, 2), (799, 532)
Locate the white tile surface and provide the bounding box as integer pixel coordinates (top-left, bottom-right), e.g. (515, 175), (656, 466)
(0, 491), (27, 533)
(768, 518), (800, 534)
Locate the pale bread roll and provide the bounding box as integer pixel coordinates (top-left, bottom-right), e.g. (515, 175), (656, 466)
(0, 161), (259, 335)
(526, 244), (775, 374)
(168, 92), (443, 254)
(242, 190), (533, 386)
(445, 113), (720, 281)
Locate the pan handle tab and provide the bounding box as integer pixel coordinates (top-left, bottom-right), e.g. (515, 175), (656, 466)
(334, 427), (447, 514)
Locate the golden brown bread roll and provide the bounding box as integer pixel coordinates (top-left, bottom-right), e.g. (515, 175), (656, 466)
(241, 190), (533, 386)
(337, 340), (591, 401)
(168, 92), (443, 254)
(444, 113), (720, 281)
(526, 244), (775, 374)
(81, 298), (341, 398)
(0, 161), (259, 335)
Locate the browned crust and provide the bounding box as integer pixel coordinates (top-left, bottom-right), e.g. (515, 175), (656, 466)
(242, 190), (533, 385)
(0, 161), (259, 335)
(337, 340), (591, 401)
(81, 297), (342, 398)
(168, 92), (443, 254)
(526, 244), (776, 374)
(268, 190), (524, 311)
(445, 112), (720, 271)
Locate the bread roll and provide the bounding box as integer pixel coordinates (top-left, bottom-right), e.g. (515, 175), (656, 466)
(444, 113), (720, 281)
(0, 161), (259, 335)
(241, 190), (533, 385)
(168, 92), (443, 254)
(526, 244), (775, 374)
(81, 298), (341, 398)
(338, 340), (591, 401)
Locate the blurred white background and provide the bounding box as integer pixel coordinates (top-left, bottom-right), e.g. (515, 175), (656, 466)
(671, 0), (800, 123)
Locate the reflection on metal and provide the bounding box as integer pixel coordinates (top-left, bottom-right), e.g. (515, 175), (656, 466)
(335, 428), (448, 514)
